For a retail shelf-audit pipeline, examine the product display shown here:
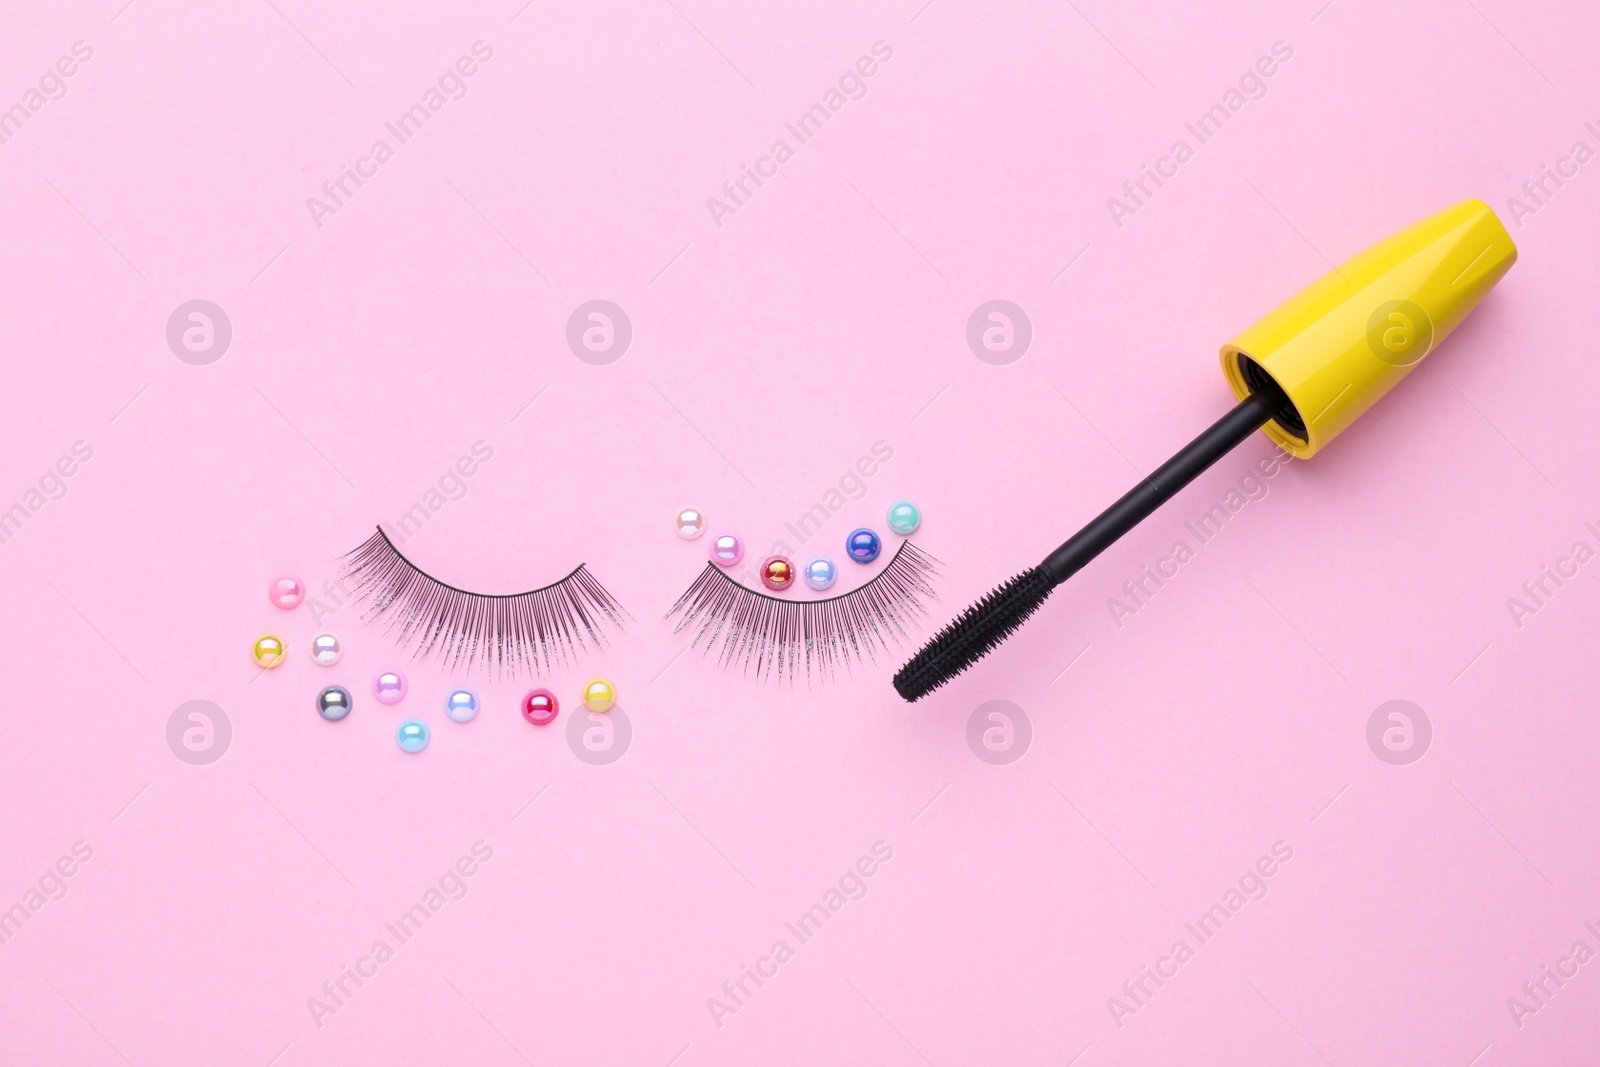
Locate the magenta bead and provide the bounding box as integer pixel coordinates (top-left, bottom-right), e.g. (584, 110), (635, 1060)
(710, 534), (744, 567)
(522, 688), (558, 725)
(268, 575), (305, 609)
(374, 671), (408, 705)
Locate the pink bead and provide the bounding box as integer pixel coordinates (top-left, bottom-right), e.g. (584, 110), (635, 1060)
(710, 534), (744, 567)
(374, 671), (408, 705)
(268, 575), (305, 609)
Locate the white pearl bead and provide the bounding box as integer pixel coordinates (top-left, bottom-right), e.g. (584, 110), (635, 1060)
(675, 507), (706, 539)
(309, 632), (343, 666)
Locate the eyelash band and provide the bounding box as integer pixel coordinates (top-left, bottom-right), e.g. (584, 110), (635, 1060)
(340, 527), (625, 677)
(666, 541), (938, 683)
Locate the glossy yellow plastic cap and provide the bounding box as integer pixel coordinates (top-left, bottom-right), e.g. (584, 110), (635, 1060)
(1221, 199), (1516, 458)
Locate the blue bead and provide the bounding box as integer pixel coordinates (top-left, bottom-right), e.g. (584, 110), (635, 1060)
(886, 501), (921, 535)
(397, 719), (430, 753)
(316, 685), (352, 722)
(804, 557), (837, 590)
(444, 687), (479, 723)
(846, 528), (882, 564)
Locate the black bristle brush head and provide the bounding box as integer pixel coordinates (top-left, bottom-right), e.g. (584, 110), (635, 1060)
(892, 567), (1057, 702)
(892, 394), (1279, 700)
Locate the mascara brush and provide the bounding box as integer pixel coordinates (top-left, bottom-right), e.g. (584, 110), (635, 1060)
(895, 199), (1518, 701)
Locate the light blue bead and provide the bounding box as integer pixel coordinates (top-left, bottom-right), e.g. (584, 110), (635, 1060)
(887, 500), (921, 535)
(397, 719), (430, 753)
(846, 528), (882, 564)
(804, 557), (837, 590)
(444, 687), (479, 723)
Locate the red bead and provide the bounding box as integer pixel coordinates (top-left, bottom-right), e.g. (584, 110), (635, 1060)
(760, 555), (795, 592)
(521, 688), (558, 725)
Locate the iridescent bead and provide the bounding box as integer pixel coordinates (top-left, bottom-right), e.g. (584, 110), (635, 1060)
(582, 678), (616, 713)
(675, 507), (706, 539)
(444, 687), (479, 723)
(309, 632), (342, 666)
(252, 634), (287, 668)
(804, 557), (837, 590)
(316, 685), (353, 721)
(886, 501), (921, 535)
(761, 555), (796, 592)
(846, 528), (882, 564)
(396, 719), (430, 753)
(374, 671), (408, 705)
(522, 688), (559, 725)
(710, 534), (744, 567)
(268, 575), (305, 609)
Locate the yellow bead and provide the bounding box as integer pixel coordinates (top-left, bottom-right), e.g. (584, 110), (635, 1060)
(581, 678), (616, 713)
(253, 634), (288, 668)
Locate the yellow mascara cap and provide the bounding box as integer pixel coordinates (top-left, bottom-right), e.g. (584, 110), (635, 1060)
(1221, 198), (1516, 458)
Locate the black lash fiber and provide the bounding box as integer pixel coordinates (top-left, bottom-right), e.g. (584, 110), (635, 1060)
(341, 527), (625, 677)
(666, 541), (938, 683)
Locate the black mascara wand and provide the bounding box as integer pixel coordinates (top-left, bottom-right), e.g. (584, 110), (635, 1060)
(892, 198), (1522, 701)
(893, 391), (1274, 701)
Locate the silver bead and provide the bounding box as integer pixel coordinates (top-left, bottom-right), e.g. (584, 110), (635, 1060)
(445, 687), (480, 723)
(804, 557), (837, 590)
(316, 685), (353, 722)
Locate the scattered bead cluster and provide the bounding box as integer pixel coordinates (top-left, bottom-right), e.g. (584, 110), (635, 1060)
(676, 500), (922, 596)
(259, 573), (615, 754)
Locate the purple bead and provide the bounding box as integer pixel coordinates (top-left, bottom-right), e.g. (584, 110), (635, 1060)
(374, 670), (408, 705)
(710, 534), (744, 567)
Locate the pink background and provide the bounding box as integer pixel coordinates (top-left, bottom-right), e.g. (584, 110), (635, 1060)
(2, 0), (1598, 1063)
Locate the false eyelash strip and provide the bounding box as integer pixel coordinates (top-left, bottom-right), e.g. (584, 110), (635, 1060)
(666, 541), (938, 683)
(340, 527), (625, 677)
